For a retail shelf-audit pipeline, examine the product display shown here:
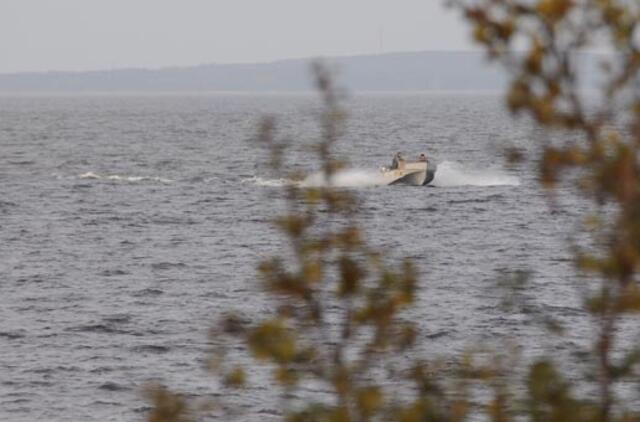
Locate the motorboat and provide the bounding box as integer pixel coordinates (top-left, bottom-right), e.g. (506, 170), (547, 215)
(379, 156), (437, 186)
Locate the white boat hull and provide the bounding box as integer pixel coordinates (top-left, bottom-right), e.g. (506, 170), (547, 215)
(379, 161), (436, 186)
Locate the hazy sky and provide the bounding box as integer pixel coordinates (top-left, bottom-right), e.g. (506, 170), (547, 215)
(0, 0), (476, 73)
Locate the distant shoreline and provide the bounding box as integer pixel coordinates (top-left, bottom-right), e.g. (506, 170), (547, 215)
(0, 51), (508, 93)
(0, 50), (483, 76)
(0, 50), (602, 93)
(0, 89), (506, 96)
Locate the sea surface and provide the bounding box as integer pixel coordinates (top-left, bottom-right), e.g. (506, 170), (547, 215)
(0, 93), (631, 421)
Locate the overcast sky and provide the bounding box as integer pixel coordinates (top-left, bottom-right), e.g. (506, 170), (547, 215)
(0, 0), (476, 73)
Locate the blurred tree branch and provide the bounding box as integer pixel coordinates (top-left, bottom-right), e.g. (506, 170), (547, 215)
(451, 0), (640, 420)
(147, 1), (640, 420)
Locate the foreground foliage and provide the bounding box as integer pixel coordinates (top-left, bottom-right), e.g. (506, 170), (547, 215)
(451, 0), (640, 420)
(147, 1), (640, 420)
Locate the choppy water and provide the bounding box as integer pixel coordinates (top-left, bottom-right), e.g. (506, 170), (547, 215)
(0, 93), (620, 421)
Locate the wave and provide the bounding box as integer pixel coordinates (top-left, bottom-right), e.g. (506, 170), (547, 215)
(432, 161), (520, 187)
(79, 171), (101, 179)
(78, 172), (173, 183)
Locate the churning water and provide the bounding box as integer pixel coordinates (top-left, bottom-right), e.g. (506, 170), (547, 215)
(0, 93), (627, 421)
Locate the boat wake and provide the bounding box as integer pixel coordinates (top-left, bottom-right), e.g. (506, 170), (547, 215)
(241, 176), (291, 187)
(301, 169), (386, 188)
(243, 169), (386, 188)
(78, 172), (173, 183)
(432, 161), (520, 187)
(244, 161), (519, 189)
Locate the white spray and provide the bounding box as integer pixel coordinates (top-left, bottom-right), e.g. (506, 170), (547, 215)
(432, 161), (520, 187)
(246, 160), (520, 188)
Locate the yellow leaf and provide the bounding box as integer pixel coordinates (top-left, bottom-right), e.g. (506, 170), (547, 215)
(537, 0), (573, 21)
(224, 366), (246, 388)
(356, 387), (383, 416)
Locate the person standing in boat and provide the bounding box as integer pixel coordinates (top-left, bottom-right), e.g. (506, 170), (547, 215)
(391, 152), (403, 169)
(418, 153), (427, 162)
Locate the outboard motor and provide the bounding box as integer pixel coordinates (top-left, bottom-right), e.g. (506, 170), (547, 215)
(423, 159), (437, 185)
